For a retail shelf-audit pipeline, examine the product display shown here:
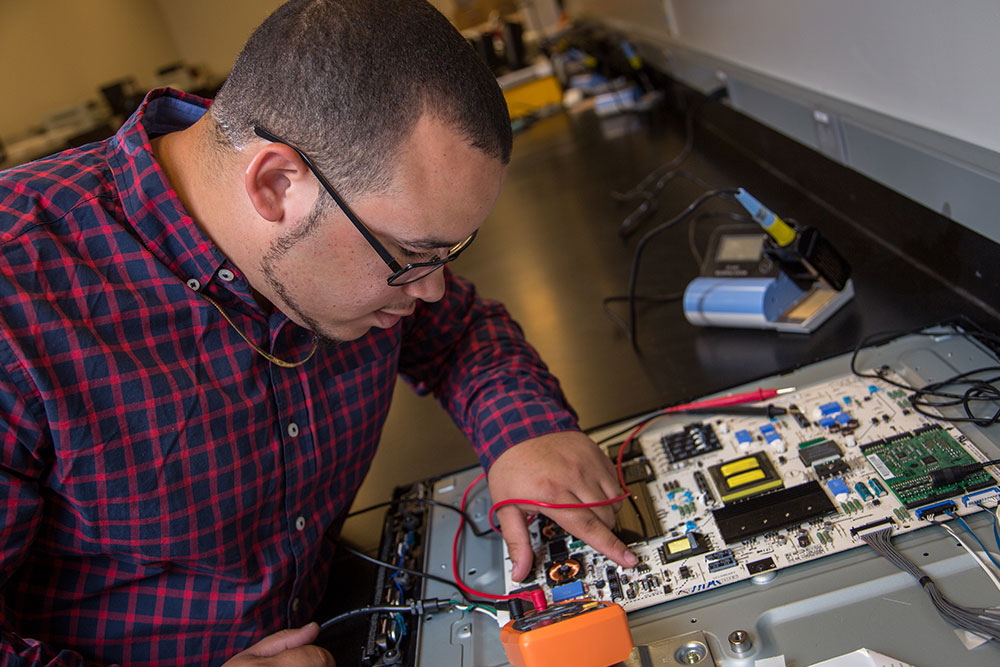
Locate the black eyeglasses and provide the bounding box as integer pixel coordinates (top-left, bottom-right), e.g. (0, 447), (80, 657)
(253, 126), (476, 286)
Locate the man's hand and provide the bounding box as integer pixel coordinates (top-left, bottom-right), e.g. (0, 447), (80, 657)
(222, 622), (334, 667)
(486, 431), (638, 582)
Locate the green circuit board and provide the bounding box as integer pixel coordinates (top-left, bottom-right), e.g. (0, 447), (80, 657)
(860, 425), (996, 508)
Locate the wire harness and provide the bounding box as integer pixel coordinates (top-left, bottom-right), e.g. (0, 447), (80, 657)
(859, 526), (1000, 642)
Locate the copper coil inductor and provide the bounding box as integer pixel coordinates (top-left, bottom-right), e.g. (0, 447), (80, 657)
(547, 558), (582, 584)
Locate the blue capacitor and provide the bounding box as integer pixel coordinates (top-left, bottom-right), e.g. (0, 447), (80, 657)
(826, 478), (850, 501)
(551, 580), (586, 603)
(868, 479), (888, 497)
(818, 416), (836, 428)
(765, 432), (782, 443)
(759, 423), (776, 435)
(819, 402), (841, 415)
(735, 430), (753, 444)
(854, 482), (873, 502)
(835, 412), (852, 424)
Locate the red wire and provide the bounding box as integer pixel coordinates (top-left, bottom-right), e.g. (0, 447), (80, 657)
(451, 394), (783, 602)
(451, 417), (659, 603)
(451, 471), (528, 602)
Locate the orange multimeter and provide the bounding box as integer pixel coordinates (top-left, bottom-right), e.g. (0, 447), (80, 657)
(499, 599), (633, 667)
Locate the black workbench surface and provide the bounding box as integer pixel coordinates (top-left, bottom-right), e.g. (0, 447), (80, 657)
(340, 91), (1000, 551)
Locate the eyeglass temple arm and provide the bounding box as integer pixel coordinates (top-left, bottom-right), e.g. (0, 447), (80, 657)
(252, 126), (403, 272)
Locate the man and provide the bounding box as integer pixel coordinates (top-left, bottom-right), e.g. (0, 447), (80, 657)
(0, 1), (635, 665)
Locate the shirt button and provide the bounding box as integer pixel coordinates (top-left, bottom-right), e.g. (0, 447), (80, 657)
(292, 597), (301, 612)
(186, 278), (201, 291)
(295, 516), (306, 531)
(218, 268), (236, 282)
(287, 422), (300, 437)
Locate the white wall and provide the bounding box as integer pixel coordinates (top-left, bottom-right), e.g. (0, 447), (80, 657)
(666, 0), (1000, 157)
(0, 0), (178, 141)
(152, 0), (284, 82)
(154, 0), (460, 79)
(567, 0), (1000, 159)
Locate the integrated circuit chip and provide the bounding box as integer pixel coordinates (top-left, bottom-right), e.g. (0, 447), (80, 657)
(798, 439), (842, 467)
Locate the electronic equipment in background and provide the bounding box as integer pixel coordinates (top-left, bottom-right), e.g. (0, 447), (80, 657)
(683, 189), (854, 332)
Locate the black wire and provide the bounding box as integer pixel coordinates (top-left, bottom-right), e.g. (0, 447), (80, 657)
(602, 293), (684, 337)
(593, 413), (664, 447)
(612, 86), (727, 205)
(336, 540), (490, 604)
(346, 496), (491, 537)
(318, 605), (413, 632)
(850, 324), (1000, 427)
(626, 189), (739, 350)
(318, 598), (458, 634)
(617, 170), (714, 238)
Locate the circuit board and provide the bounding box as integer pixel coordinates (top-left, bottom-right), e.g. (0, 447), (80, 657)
(501, 371), (1000, 612)
(861, 426), (996, 508)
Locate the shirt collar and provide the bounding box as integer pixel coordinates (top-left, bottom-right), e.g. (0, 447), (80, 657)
(106, 88), (228, 291)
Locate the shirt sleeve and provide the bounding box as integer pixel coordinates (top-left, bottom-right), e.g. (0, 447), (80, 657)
(0, 350), (107, 667)
(398, 268), (580, 470)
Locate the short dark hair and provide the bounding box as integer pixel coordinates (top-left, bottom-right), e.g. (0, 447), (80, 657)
(210, 0), (512, 199)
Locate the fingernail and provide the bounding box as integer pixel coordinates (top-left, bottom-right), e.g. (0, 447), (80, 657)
(624, 551), (638, 567)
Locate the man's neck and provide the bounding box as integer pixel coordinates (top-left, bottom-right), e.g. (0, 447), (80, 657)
(150, 120), (274, 313)
(150, 117), (215, 236)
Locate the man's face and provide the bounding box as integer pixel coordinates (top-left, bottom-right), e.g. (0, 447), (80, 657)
(259, 114), (506, 344)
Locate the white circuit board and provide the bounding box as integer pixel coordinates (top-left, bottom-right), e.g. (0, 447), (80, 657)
(502, 370), (999, 612)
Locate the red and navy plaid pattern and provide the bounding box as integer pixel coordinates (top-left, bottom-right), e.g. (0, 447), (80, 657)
(0, 89), (577, 666)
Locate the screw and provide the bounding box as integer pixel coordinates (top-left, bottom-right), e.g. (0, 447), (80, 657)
(681, 648), (702, 664)
(729, 629), (753, 654)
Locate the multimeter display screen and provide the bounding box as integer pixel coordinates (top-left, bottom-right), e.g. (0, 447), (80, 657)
(715, 234), (764, 262)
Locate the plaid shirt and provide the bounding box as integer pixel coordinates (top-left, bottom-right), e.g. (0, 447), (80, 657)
(0, 89), (578, 666)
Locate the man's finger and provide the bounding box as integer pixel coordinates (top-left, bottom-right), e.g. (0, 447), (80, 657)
(496, 505), (534, 582)
(552, 508), (637, 570)
(601, 475), (627, 514)
(591, 498), (616, 529)
(244, 623), (321, 658)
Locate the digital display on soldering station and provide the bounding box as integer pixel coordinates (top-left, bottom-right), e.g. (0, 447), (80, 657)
(701, 225), (777, 279)
(716, 234), (765, 263)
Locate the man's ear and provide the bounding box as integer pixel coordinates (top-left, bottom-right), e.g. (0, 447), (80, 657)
(244, 143), (315, 223)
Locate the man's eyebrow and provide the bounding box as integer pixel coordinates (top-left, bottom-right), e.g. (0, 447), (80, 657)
(396, 236), (461, 250)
